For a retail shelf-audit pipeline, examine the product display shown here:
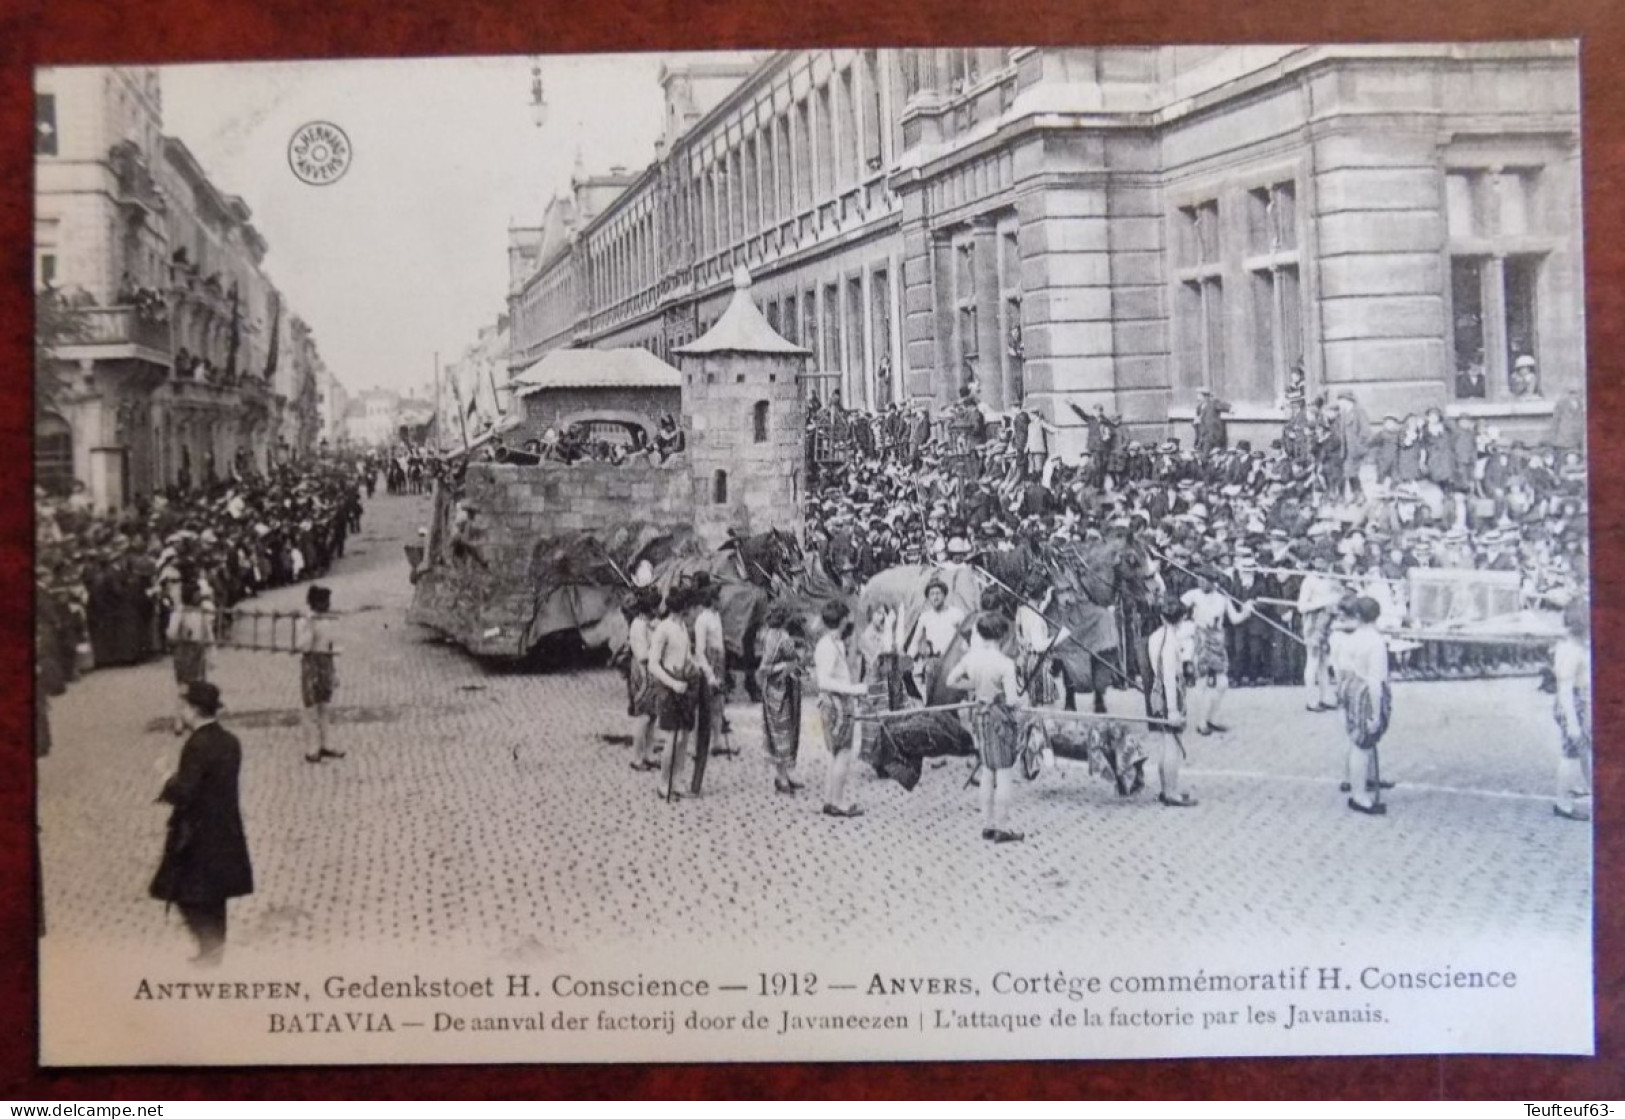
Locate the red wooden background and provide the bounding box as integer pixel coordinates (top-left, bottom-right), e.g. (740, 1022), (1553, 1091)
(0, 0), (1620, 1099)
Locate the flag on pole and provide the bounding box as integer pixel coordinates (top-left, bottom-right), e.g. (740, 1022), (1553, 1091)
(263, 291), (281, 378)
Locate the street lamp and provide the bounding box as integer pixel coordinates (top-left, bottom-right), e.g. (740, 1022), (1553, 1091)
(529, 58), (548, 129)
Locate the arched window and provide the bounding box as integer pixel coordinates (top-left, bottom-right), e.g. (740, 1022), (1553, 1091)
(712, 469), (728, 504)
(752, 400), (769, 443)
(35, 414), (73, 497)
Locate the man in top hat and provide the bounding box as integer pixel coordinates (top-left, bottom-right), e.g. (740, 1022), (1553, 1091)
(149, 681), (253, 965)
(1193, 387), (1231, 456)
(1334, 391), (1373, 499)
(1282, 387), (1312, 467)
(1227, 547), (1274, 687)
(1456, 356), (1488, 399)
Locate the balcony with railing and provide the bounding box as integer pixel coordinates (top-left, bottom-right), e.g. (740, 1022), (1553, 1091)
(57, 305), (172, 361)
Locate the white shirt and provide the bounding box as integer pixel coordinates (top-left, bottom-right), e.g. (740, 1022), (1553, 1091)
(694, 607), (726, 670)
(1554, 636), (1591, 732)
(859, 613), (899, 665)
(627, 616), (652, 664)
(1333, 625), (1389, 685)
(911, 604), (965, 657)
(1181, 587), (1247, 629)
(945, 640), (1019, 704)
(815, 632), (860, 696)
(1147, 621), (1193, 720)
(1297, 573), (1344, 614)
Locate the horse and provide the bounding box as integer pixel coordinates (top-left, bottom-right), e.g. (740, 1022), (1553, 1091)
(643, 527), (823, 700)
(976, 534), (1156, 715)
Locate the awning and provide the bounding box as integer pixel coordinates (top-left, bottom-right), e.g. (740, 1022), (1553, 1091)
(510, 347), (681, 394)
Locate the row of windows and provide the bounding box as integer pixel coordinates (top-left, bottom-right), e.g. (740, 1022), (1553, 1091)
(1174, 180), (1308, 405)
(572, 54), (903, 328)
(900, 49), (1016, 99)
(678, 51), (893, 267)
(574, 54), (902, 326)
(1176, 167), (1558, 405)
(1174, 181), (1297, 269)
(947, 219), (1025, 412)
(757, 263), (895, 410)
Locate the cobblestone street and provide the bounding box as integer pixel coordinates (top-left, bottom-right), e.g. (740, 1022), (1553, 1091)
(39, 493), (1592, 963)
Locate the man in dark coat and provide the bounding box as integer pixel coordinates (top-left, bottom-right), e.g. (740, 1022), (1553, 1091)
(1548, 387), (1586, 450)
(150, 681), (253, 965)
(1194, 388), (1231, 455)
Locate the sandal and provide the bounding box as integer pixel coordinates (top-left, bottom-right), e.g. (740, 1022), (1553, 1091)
(1553, 804), (1591, 821)
(1205, 723), (1230, 734)
(1347, 798), (1388, 816)
(992, 829), (1025, 843)
(303, 753), (323, 764)
(319, 748), (346, 759)
(1158, 793), (1198, 808)
(774, 780), (798, 795)
(630, 760), (659, 771)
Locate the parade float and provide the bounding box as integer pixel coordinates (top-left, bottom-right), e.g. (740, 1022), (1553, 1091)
(407, 269), (814, 662)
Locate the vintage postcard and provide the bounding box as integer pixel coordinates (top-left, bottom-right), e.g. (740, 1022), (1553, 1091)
(33, 44), (1591, 1065)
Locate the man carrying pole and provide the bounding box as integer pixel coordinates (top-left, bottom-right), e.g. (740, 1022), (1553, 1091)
(1180, 567), (1254, 736)
(1297, 551), (1347, 713)
(1146, 597), (1196, 807)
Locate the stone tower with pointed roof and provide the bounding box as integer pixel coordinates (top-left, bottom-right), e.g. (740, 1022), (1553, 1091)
(673, 267), (810, 550)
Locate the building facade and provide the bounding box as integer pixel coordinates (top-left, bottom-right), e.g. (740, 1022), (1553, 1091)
(507, 44), (1582, 451)
(446, 315), (514, 438)
(344, 387), (409, 447)
(314, 360), (350, 449)
(35, 66), (329, 509)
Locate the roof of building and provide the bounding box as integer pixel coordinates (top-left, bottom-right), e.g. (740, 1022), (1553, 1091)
(511, 346), (682, 393)
(675, 268), (810, 357)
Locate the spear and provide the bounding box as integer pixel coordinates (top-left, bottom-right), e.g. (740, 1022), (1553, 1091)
(1150, 546), (1306, 648)
(970, 561), (1136, 689)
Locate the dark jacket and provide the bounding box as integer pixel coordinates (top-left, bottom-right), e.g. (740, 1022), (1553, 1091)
(1450, 425), (1479, 489)
(1339, 406), (1372, 467)
(1395, 437), (1424, 484)
(1424, 429), (1455, 486)
(1549, 395), (1586, 450)
(1368, 431), (1400, 481)
(1195, 397), (1231, 454)
(150, 721), (254, 906)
